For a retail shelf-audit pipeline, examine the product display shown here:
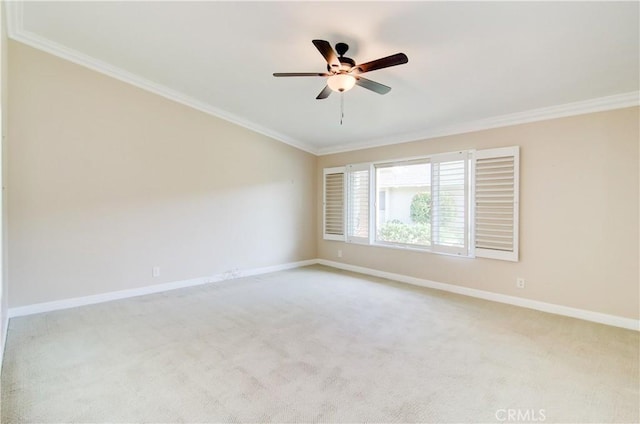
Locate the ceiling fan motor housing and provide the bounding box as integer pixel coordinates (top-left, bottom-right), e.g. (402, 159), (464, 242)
(326, 42), (356, 73)
(335, 42), (349, 55)
(327, 56), (355, 73)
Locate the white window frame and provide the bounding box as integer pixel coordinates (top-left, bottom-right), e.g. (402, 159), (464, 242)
(322, 146), (520, 262)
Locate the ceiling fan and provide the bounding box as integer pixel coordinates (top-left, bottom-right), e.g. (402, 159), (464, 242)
(273, 40), (409, 99)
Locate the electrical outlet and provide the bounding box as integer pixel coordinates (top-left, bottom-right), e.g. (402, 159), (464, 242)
(337, 249), (343, 258)
(516, 277), (525, 289)
(152, 267), (160, 278)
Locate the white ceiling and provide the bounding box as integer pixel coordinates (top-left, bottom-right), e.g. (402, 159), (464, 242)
(8, 1), (640, 155)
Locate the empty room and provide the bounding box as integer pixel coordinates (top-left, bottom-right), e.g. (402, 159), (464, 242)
(0, 1), (638, 423)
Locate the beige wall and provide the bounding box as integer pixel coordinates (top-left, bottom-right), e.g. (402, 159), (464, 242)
(318, 107), (640, 319)
(8, 41), (317, 307)
(5, 38), (639, 322)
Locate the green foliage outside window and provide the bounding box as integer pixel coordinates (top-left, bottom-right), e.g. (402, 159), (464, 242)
(410, 192), (431, 224)
(378, 220), (431, 246)
(378, 191), (458, 246)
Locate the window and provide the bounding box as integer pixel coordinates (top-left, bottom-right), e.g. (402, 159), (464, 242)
(322, 146), (519, 262)
(375, 160), (432, 248)
(374, 153), (469, 255)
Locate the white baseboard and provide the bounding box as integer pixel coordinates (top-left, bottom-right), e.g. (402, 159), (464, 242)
(317, 259), (640, 331)
(6, 258), (637, 332)
(7, 259), (316, 319)
(237, 259), (316, 278)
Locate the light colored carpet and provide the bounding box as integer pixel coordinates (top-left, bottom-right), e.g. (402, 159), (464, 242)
(1, 265), (638, 423)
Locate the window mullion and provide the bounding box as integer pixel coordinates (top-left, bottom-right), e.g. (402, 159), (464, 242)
(368, 164), (375, 245)
(431, 161), (439, 248)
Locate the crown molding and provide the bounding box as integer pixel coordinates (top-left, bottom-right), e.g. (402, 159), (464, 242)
(5, 1), (318, 155)
(316, 91), (640, 155)
(5, 0), (22, 40)
(7, 1), (638, 158)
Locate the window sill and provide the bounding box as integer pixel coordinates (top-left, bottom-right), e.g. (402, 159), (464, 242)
(372, 241), (431, 253)
(347, 239), (473, 259)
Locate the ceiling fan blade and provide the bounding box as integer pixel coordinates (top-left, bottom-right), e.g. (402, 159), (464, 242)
(273, 72), (330, 77)
(355, 77), (392, 95)
(312, 39), (340, 69)
(355, 53), (408, 74)
(316, 85), (332, 99)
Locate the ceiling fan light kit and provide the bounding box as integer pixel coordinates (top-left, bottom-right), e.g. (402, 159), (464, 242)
(273, 39), (408, 124)
(327, 74), (356, 93)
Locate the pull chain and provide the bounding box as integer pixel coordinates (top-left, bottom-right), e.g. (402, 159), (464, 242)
(340, 91), (344, 125)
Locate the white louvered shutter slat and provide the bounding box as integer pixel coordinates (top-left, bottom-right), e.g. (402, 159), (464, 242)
(323, 168), (345, 240)
(473, 147), (519, 261)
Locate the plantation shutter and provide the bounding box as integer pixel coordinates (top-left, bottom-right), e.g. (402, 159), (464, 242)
(431, 151), (469, 256)
(323, 167), (345, 241)
(346, 164), (370, 243)
(473, 146), (519, 261)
